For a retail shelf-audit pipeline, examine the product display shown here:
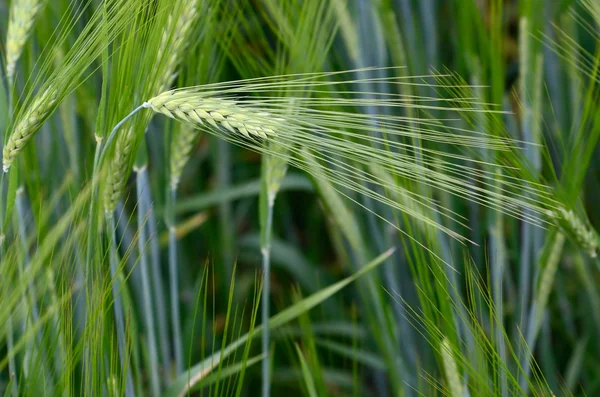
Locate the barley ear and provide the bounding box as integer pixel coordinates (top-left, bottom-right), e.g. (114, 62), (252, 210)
(557, 207), (598, 258)
(3, 87), (58, 172)
(104, 128), (135, 213)
(156, 1), (198, 93)
(144, 94), (281, 140)
(170, 125), (201, 190)
(6, 0), (43, 82)
(440, 338), (464, 397)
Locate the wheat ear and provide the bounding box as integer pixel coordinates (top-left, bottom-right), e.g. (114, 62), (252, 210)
(144, 93), (283, 140)
(440, 338), (464, 397)
(104, 127), (135, 213)
(6, 0), (42, 82)
(102, 2), (199, 207)
(170, 125), (202, 190)
(557, 207), (598, 258)
(3, 87), (58, 172)
(156, 1), (198, 93)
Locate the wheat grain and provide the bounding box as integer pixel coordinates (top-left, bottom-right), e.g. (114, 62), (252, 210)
(3, 87), (58, 172)
(6, 0), (42, 82)
(557, 207), (597, 257)
(144, 93), (283, 140)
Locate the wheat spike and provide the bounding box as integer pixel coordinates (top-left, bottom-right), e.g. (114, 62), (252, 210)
(102, 1), (199, 206)
(144, 92), (283, 140)
(170, 125), (201, 190)
(558, 207), (598, 258)
(156, 1), (198, 93)
(440, 338), (464, 397)
(3, 87), (58, 172)
(104, 128), (135, 213)
(6, 0), (42, 82)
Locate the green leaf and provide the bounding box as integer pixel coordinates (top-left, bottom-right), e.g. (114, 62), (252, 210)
(164, 248), (394, 397)
(295, 344), (318, 397)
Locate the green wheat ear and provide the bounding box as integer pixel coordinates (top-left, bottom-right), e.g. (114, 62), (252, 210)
(131, 68), (564, 245)
(2, 0), (139, 173)
(5, 0), (43, 82)
(144, 94), (283, 140)
(3, 87), (58, 172)
(556, 207), (598, 258)
(169, 125), (201, 190)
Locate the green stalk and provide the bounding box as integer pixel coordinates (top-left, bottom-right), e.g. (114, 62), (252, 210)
(522, 231), (565, 386)
(106, 213), (135, 397)
(261, 192), (274, 397)
(167, 186), (183, 374)
(6, 316), (18, 396)
(216, 139), (234, 287)
(134, 161), (160, 397)
(84, 104), (145, 391)
(144, 168), (171, 382)
(15, 187), (49, 387)
(3, 65), (16, 397)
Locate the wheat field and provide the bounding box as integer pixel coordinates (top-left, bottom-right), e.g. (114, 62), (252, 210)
(1, 0), (599, 396)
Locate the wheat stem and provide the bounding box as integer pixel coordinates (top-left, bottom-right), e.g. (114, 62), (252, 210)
(6, 315), (18, 396)
(106, 213), (135, 397)
(98, 105), (147, 173)
(261, 195), (274, 397)
(135, 165), (161, 397)
(15, 187), (55, 387)
(167, 186), (184, 374)
(142, 170), (171, 383)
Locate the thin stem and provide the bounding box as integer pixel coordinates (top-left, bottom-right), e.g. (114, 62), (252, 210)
(167, 186), (183, 374)
(261, 195), (274, 397)
(6, 315), (18, 396)
(136, 144), (171, 382)
(98, 104), (147, 168)
(15, 187), (47, 385)
(83, 104), (147, 388)
(106, 213), (135, 397)
(145, 187), (171, 383)
(135, 165), (161, 397)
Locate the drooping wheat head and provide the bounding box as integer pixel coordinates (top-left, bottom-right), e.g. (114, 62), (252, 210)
(6, 0), (43, 82)
(2, 0), (141, 174)
(142, 74), (559, 243)
(144, 92), (283, 140)
(102, 0), (200, 205)
(3, 86), (58, 172)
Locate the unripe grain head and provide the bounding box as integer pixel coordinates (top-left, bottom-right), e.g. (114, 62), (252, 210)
(557, 207), (598, 258)
(104, 127), (135, 213)
(6, 0), (42, 82)
(170, 125), (201, 190)
(3, 87), (58, 172)
(144, 92), (283, 140)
